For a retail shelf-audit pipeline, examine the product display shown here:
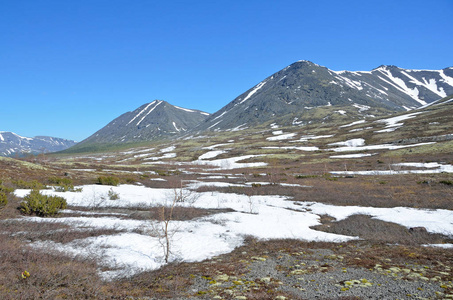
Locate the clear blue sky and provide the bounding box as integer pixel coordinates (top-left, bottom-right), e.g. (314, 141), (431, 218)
(1, 0), (452, 141)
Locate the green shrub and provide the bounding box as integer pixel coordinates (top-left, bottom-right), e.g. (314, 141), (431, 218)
(97, 176), (120, 186)
(108, 188), (120, 200)
(0, 184), (14, 194)
(13, 179), (46, 190)
(19, 190), (67, 217)
(48, 176), (82, 192)
(0, 192), (7, 209)
(439, 180), (453, 186)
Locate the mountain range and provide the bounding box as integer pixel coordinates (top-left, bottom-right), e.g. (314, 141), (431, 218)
(195, 61), (453, 131)
(32, 61), (453, 153)
(0, 132), (77, 157)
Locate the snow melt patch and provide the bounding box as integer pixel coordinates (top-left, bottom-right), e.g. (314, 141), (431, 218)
(330, 153), (377, 159)
(331, 162), (453, 175)
(329, 138), (365, 148)
(198, 150), (226, 160)
(239, 81), (267, 104)
(12, 184), (453, 278)
(377, 111), (424, 128)
(195, 155), (267, 170)
(266, 133), (297, 141)
(339, 120), (366, 128)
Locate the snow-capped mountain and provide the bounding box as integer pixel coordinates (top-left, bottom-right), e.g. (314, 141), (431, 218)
(0, 132), (77, 157)
(73, 100), (210, 148)
(196, 61), (453, 131)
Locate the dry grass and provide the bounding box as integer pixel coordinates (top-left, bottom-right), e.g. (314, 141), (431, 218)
(312, 214), (452, 245)
(0, 236), (103, 299)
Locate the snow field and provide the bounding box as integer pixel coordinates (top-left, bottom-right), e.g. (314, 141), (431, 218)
(13, 184), (453, 278)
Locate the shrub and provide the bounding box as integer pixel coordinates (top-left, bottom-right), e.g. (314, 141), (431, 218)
(108, 188), (120, 200)
(0, 192), (7, 209)
(97, 176), (120, 186)
(20, 190), (67, 217)
(13, 179), (46, 190)
(0, 184), (14, 194)
(439, 180), (453, 186)
(48, 176), (82, 192)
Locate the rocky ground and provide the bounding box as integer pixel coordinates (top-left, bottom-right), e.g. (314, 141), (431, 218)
(133, 240), (452, 300)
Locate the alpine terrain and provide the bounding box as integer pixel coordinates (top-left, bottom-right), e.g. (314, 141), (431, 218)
(196, 61), (453, 132)
(70, 100), (210, 151)
(0, 131), (77, 157)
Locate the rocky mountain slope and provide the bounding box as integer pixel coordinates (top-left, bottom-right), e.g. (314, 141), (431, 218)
(0, 131), (77, 156)
(71, 100), (209, 150)
(195, 61), (453, 131)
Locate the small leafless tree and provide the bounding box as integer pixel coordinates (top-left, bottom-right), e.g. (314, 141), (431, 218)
(152, 180), (198, 263)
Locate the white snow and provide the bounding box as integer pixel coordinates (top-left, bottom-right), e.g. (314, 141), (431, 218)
(127, 101), (159, 126)
(329, 138), (365, 148)
(262, 146), (319, 151)
(239, 81), (267, 104)
(374, 127), (399, 133)
(160, 146), (176, 153)
(400, 71), (447, 98)
(297, 202), (453, 236)
(331, 162), (453, 175)
(198, 150), (226, 160)
(172, 122), (180, 132)
(292, 134), (334, 142)
(136, 101), (163, 126)
(375, 69), (427, 105)
(145, 153), (176, 161)
(328, 142), (435, 153)
(173, 105), (194, 113)
(202, 143), (229, 150)
(12, 184), (453, 278)
(194, 155), (267, 170)
(339, 120), (366, 128)
(439, 70), (453, 86)
(266, 133), (297, 141)
(352, 104), (370, 112)
(330, 153), (377, 159)
(376, 112), (424, 128)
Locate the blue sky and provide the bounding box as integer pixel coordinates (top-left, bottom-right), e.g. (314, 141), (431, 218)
(1, 0), (452, 141)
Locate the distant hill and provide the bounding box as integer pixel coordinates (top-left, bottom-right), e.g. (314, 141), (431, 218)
(195, 61), (453, 131)
(0, 132), (77, 157)
(68, 100), (210, 152)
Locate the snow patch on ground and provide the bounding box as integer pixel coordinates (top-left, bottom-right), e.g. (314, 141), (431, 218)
(198, 150), (226, 160)
(12, 184), (453, 278)
(266, 133), (297, 141)
(329, 138), (365, 148)
(339, 120), (366, 128)
(330, 153), (377, 159)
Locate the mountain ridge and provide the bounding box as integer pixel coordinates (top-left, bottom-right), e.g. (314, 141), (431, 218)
(0, 131), (77, 157)
(195, 61), (453, 132)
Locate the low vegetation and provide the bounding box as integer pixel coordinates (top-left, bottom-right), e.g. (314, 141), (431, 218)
(97, 175), (120, 186)
(19, 190), (67, 216)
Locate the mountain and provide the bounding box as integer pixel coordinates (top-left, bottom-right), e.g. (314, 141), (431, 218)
(196, 61), (453, 131)
(70, 100), (210, 150)
(0, 132), (77, 157)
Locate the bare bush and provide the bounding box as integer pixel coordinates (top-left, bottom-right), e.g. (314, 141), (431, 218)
(150, 181), (199, 263)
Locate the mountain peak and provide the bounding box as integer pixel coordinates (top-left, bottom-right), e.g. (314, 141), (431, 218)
(70, 100), (210, 149)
